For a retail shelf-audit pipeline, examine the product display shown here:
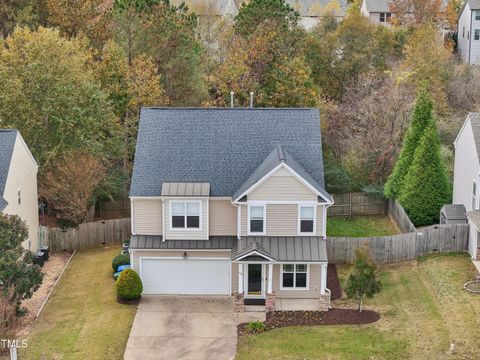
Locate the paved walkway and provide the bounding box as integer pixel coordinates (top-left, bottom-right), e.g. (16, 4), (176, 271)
(124, 296), (238, 360)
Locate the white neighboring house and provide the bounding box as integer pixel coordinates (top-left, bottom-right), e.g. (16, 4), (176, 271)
(360, 0), (394, 24)
(453, 113), (480, 260)
(457, 0), (480, 65)
(0, 129), (39, 251)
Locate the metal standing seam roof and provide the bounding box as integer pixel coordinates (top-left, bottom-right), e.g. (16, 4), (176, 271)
(235, 236), (328, 262)
(231, 241), (277, 261)
(0, 129), (18, 211)
(130, 108), (330, 199)
(441, 204), (467, 220)
(130, 235), (237, 250)
(161, 182), (210, 197)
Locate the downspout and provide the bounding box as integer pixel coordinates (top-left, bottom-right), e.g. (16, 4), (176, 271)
(324, 199), (334, 309)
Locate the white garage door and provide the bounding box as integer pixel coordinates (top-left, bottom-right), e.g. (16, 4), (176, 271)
(140, 258), (231, 295)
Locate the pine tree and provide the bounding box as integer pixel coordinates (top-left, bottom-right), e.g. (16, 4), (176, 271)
(384, 84), (434, 199)
(398, 123), (451, 226)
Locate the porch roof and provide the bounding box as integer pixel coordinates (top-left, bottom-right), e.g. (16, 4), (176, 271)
(129, 235), (236, 250)
(232, 236), (328, 262)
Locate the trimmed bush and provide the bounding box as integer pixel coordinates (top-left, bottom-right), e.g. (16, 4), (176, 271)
(246, 320), (265, 334)
(112, 253), (130, 272)
(116, 269), (143, 300)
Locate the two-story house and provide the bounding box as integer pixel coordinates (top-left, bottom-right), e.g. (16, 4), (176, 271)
(453, 113), (480, 261)
(457, 0), (480, 65)
(360, 0), (394, 25)
(0, 129), (39, 251)
(128, 108), (333, 311)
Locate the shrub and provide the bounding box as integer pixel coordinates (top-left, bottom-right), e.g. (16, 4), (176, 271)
(116, 269), (143, 301)
(112, 253), (130, 272)
(246, 320), (265, 334)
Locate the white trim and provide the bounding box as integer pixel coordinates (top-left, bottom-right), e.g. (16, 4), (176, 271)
(130, 198), (135, 235)
(279, 263), (310, 291)
(206, 198), (209, 237)
(320, 263), (328, 294)
(130, 196), (163, 200)
(235, 250), (276, 262)
(297, 204), (317, 235)
(238, 263), (244, 293)
(236, 204), (241, 239)
(162, 199), (166, 241)
(267, 263), (273, 294)
(161, 196), (209, 200)
(232, 163), (332, 204)
(130, 249), (134, 269)
(248, 200), (318, 206)
(168, 200), (203, 231)
(247, 204), (266, 235)
(132, 248), (231, 252)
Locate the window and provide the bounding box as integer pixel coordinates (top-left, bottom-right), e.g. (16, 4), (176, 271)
(249, 206), (265, 234)
(379, 12), (391, 23)
(476, 10), (480, 20)
(171, 201), (200, 229)
(282, 264), (308, 289)
(475, 29), (480, 40)
(299, 206), (315, 234)
(17, 190), (21, 205)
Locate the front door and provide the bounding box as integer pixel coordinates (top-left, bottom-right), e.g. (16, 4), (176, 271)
(246, 264), (263, 297)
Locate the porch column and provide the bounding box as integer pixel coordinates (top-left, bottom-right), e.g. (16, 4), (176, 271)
(238, 263), (244, 294)
(320, 263), (328, 295)
(267, 263), (273, 294)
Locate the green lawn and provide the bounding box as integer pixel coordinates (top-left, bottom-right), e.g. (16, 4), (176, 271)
(327, 215), (399, 237)
(22, 246), (137, 360)
(237, 253), (480, 360)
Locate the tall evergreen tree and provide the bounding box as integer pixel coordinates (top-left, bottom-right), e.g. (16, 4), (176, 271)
(398, 123), (451, 226)
(384, 84), (434, 199)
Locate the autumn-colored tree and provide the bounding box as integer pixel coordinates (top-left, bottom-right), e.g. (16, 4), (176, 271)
(111, 0), (206, 105)
(390, 0), (445, 26)
(0, 0), (42, 38)
(234, 0), (299, 37)
(403, 24), (452, 112)
(40, 151), (106, 225)
(0, 27), (122, 213)
(445, 0), (463, 30)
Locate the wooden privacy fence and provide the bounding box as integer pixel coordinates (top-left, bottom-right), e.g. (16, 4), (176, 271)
(328, 193), (387, 217)
(42, 218), (131, 252)
(387, 199), (416, 233)
(326, 223), (469, 264)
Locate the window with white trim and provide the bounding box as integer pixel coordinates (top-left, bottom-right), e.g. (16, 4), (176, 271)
(171, 201), (200, 229)
(379, 12), (391, 23)
(299, 206), (315, 234)
(282, 264), (308, 289)
(475, 29), (480, 41)
(476, 10), (480, 20)
(249, 205), (265, 233)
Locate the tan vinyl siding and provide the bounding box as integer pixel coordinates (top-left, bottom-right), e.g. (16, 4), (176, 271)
(209, 199), (237, 236)
(273, 264), (322, 299)
(316, 205), (325, 236)
(248, 167), (317, 201)
(2, 135), (39, 251)
(240, 204), (248, 237)
(132, 199), (163, 235)
(164, 198), (209, 240)
(132, 249), (231, 273)
(266, 204), (298, 236)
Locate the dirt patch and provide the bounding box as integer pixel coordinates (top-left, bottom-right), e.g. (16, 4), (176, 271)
(238, 309), (380, 336)
(116, 297), (141, 305)
(327, 264), (342, 300)
(13, 252), (72, 337)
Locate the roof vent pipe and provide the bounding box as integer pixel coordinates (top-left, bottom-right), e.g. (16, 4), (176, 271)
(230, 92), (234, 108)
(249, 92), (254, 108)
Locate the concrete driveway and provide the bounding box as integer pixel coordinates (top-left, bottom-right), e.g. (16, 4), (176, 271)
(124, 296), (237, 360)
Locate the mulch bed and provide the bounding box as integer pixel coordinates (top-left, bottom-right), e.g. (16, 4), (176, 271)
(238, 309), (380, 336)
(116, 297), (141, 305)
(327, 264), (342, 300)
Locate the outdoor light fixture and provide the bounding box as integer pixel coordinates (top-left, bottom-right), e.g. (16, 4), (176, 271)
(183, 251), (188, 260)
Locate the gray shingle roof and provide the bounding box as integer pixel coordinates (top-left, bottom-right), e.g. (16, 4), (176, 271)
(286, 0), (347, 16)
(363, 0), (391, 12)
(130, 108), (329, 199)
(0, 130), (17, 203)
(235, 236), (328, 262)
(466, 0), (480, 10)
(468, 113), (480, 160)
(0, 197), (7, 211)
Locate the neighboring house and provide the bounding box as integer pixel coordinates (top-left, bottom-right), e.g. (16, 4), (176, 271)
(129, 108), (333, 311)
(453, 113), (480, 260)
(361, 0), (394, 24)
(0, 129), (39, 251)
(178, 0), (347, 29)
(457, 0), (480, 65)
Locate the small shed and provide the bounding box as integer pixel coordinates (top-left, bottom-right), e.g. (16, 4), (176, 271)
(440, 204), (467, 224)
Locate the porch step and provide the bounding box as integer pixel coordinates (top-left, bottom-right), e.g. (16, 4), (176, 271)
(244, 305), (265, 312)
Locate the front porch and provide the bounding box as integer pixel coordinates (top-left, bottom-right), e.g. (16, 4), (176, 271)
(231, 237), (331, 312)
